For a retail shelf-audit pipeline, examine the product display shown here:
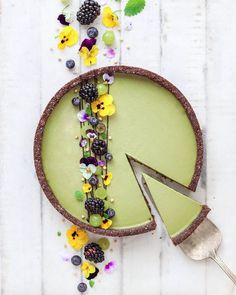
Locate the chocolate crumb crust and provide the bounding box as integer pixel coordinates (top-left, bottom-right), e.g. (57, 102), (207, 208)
(34, 66), (203, 237)
(172, 205), (211, 246)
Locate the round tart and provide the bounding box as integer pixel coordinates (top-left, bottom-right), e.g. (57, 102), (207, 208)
(34, 66), (203, 237)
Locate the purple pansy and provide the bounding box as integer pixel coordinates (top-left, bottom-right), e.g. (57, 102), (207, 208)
(104, 261), (116, 273)
(57, 14), (70, 26)
(86, 129), (97, 139)
(80, 157), (98, 166)
(103, 73), (114, 84)
(79, 38), (97, 51)
(79, 138), (88, 148)
(77, 110), (89, 122)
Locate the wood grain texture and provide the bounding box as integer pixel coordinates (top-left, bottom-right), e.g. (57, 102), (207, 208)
(0, 0), (236, 294)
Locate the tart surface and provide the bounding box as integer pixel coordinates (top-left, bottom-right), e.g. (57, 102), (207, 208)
(34, 66), (203, 236)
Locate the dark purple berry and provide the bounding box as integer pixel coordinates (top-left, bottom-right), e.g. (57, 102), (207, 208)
(72, 97), (81, 107)
(105, 208), (116, 219)
(66, 59), (75, 69)
(77, 282), (87, 292)
(89, 116), (99, 126)
(87, 27), (98, 38)
(91, 139), (107, 156)
(105, 153), (113, 161)
(84, 242), (105, 263)
(89, 175), (99, 186)
(71, 255), (82, 266)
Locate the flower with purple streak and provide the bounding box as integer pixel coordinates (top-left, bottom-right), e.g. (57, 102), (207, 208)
(77, 110), (89, 122)
(104, 261), (116, 273)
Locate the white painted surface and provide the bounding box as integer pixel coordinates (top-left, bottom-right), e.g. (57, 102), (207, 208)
(0, 0), (236, 294)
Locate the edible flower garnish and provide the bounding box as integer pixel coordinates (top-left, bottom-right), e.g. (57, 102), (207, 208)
(101, 218), (112, 229)
(58, 26), (79, 49)
(77, 110), (89, 122)
(79, 45), (99, 66)
(103, 73), (114, 84)
(104, 261), (116, 273)
(102, 6), (119, 28)
(83, 183), (92, 193)
(81, 261), (96, 279)
(57, 14), (70, 25)
(80, 157), (98, 166)
(80, 163), (97, 180)
(103, 172), (112, 186)
(79, 38), (97, 51)
(86, 129), (97, 139)
(79, 138), (88, 148)
(66, 225), (89, 251)
(91, 94), (115, 117)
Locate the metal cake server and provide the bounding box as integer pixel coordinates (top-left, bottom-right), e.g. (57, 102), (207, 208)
(179, 218), (236, 284)
(129, 157), (236, 284)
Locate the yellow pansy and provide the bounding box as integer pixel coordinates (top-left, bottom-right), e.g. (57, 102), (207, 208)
(83, 183), (92, 193)
(58, 26), (79, 49)
(101, 218), (112, 230)
(66, 225), (89, 251)
(102, 6), (119, 28)
(79, 45), (99, 66)
(103, 172), (112, 186)
(91, 94), (116, 117)
(81, 261), (96, 278)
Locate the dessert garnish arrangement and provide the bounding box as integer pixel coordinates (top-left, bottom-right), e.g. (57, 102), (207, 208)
(34, 0), (236, 292)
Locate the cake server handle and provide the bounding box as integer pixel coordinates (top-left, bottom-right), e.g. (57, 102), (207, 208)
(210, 251), (236, 284)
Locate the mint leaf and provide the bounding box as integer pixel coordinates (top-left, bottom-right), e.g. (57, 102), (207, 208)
(124, 0), (146, 16)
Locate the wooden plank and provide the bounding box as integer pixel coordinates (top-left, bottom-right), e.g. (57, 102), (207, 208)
(160, 1), (207, 294)
(0, 0), (42, 294)
(206, 1), (236, 294)
(120, 1), (161, 295)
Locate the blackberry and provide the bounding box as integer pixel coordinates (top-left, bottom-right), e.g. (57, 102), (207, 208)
(91, 139), (107, 156)
(84, 242), (105, 263)
(77, 0), (101, 25)
(85, 198), (104, 215)
(79, 83), (98, 103)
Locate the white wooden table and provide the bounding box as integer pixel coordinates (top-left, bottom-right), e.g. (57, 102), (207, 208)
(0, 0), (236, 294)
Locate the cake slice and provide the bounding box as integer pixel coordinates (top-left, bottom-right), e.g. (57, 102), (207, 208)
(143, 174), (210, 245)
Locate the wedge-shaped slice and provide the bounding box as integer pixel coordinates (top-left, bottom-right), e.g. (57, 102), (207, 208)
(143, 174), (210, 245)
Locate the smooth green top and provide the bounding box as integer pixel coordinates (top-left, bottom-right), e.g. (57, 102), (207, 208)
(143, 174), (202, 237)
(42, 73), (198, 229)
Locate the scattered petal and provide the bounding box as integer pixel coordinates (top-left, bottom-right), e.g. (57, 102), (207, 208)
(106, 48), (116, 59)
(57, 14), (70, 25)
(104, 261), (117, 273)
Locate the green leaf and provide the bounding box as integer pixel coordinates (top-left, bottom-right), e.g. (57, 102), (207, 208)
(124, 0), (146, 16)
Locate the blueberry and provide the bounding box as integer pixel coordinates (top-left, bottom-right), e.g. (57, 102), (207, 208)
(72, 97), (81, 107)
(89, 175), (99, 186)
(105, 208), (115, 219)
(87, 27), (98, 38)
(77, 282), (87, 292)
(105, 153), (113, 161)
(66, 59), (75, 69)
(89, 116), (99, 126)
(71, 255), (82, 266)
